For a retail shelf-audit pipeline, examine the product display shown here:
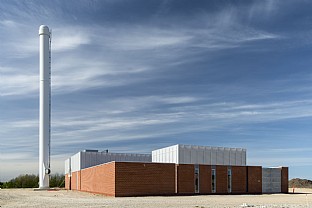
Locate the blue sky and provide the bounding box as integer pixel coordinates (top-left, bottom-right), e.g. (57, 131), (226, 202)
(1, 0), (312, 181)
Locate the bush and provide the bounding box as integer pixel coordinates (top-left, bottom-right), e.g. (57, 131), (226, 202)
(1, 173), (65, 188)
(4, 174), (39, 188)
(50, 173), (65, 188)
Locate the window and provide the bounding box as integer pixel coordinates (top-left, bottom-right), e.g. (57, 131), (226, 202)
(228, 167), (232, 193)
(195, 164), (199, 193)
(212, 166), (216, 193)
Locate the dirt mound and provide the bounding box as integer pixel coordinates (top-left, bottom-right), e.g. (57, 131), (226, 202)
(289, 178), (312, 188)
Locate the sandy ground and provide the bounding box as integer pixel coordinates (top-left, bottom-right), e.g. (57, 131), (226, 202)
(0, 188), (312, 208)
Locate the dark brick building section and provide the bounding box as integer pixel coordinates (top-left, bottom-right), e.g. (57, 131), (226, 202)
(247, 166), (262, 194)
(215, 166), (228, 194)
(115, 162), (176, 196)
(65, 162), (287, 197)
(176, 164), (195, 194)
(231, 166), (247, 194)
(199, 165), (211, 194)
(281, 167), (289, 193)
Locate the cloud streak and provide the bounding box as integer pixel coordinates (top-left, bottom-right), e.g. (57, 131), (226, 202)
(1, 0), (312, 181)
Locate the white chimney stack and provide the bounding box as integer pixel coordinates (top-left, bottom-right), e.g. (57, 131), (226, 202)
(38, 25), (51, 189)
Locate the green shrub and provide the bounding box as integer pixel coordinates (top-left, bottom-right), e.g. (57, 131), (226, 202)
(0, 173), (65, 188)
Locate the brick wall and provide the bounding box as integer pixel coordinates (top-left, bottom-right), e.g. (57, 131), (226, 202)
(199, 165), (211, 194)
(247, 166), (262, 194)
(281, 167), (288, 193)
(231, 166), (247, 194)
(176, 164), (195, 194)
(216, 166), (228, 194)
(67, 160), (284, 196)
(65, 174), (70, 190)
(70, 171), (81, 190)
(80, 162), (115, 196)
(115, 162), (175, 197)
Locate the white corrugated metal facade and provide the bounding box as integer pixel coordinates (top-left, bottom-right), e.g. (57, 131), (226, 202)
(65, 150), (152, 174)
(64, 158), (71, 175)
(152, 144), (246, 166)
(262, 167), (282, 193)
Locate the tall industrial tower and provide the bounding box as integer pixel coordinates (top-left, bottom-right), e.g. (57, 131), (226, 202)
(38, 25), (51, 189)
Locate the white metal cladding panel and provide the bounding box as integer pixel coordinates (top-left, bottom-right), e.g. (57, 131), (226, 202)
(152, 145), (178, 163)
(168, 147), (171, 162)
(160, 148), (165, 162)
(224, 148), (230, 165)
(160, 149), (164, 162)
(178, 146), (184, 164)
(190, 147), (198, 164)
(165, 147), (169, 162)
(197, 147), (205, 164)
(80, 151), (86, 169)
(162, 149), (166, 162)
(169, 149), (177, 163)
(145, 154), (152, 162)
(127, 153), (133, 161)
(262, 168), (281, 193)
(152, 144), (246, 165)
(88, 152), (95, 167)
(262, 168), (271, 193)
(230, 149), (236, 165)
(170, 145), (178, 164)
(204, 148), (211, 164)
(175, 145), (179, 163)
(165, 148), (169, 162)
(155, 153), (159, 162)
(70, 152), (81, 172)
(151, 150), (157, 162)
(242, 150), (246, 165)
(236, 149), (243, 166)
(81, 151), (89, 169)
(64, 158), (71, 174)
(157, 151), (161, 162)
(241, 149), (246, 165)
(158, 149), (162, 162)
(153, 151), (158, 162)
(262, 170), (271, 178)
(173, 145), (178, 163)
(211, 147), (217, 164)
(179, 146), (185, 164)
(183, 146), (192, 164)
(169, 147), (173, 162)
(164, 149), (167, 162)
(271, 168), (281, 177)
(167, 147), (171, 162)
(216, 147), (224, 165)
(70, 151), (152, 171)
(106, 153), (112, 163)
(97, 152), (104, 164)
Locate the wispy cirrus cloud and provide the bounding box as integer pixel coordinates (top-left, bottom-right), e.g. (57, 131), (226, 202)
(94, 22), (279, 52)
(6, 97), (311, 143)
(1, 0), (312, 181)
(101, 28), (192, 51)
(0, 5), (281, 97)
(52, 28), (91, 51)
(0, 71), (37, 96)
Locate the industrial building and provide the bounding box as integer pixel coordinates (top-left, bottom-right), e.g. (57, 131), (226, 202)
(65, 144), (288, 197)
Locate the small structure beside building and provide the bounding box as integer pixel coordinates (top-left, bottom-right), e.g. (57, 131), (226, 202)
(64, 144), (288, 197)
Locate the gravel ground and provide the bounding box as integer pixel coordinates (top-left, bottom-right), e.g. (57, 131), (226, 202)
(0, 188), (312, 208)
